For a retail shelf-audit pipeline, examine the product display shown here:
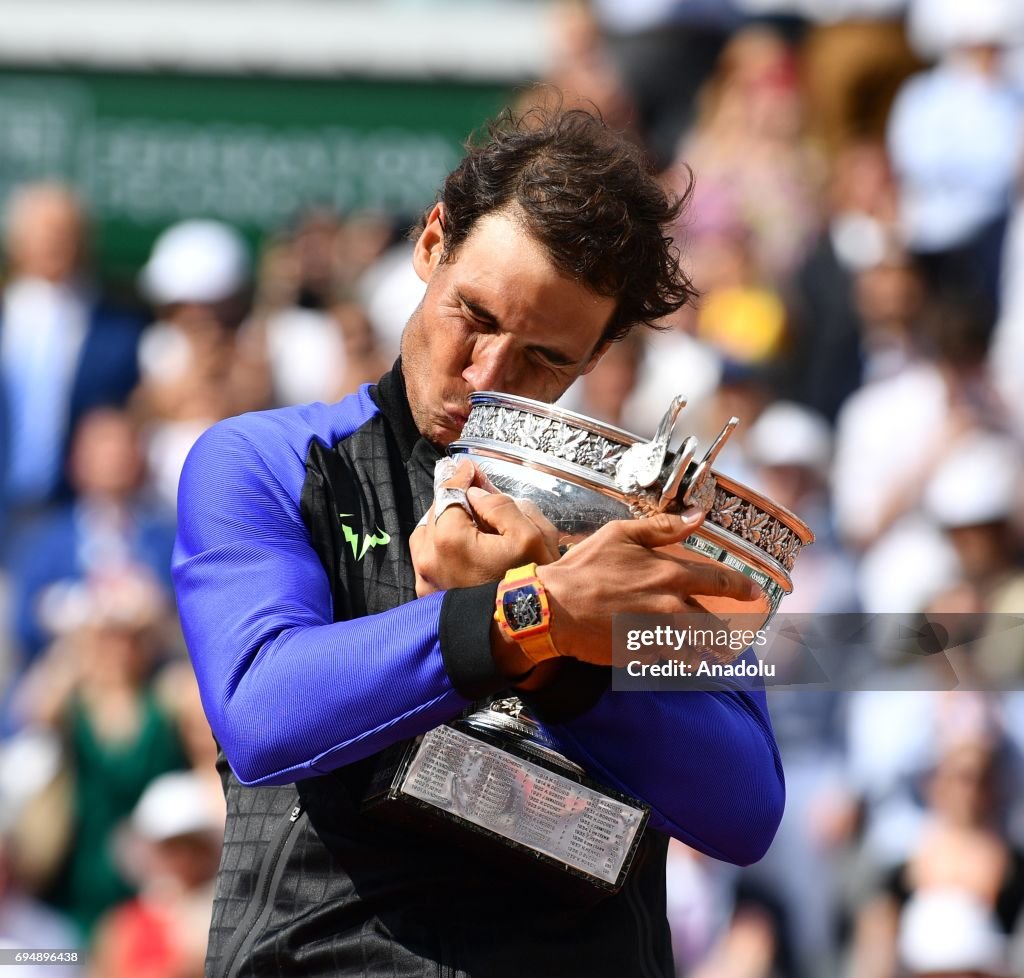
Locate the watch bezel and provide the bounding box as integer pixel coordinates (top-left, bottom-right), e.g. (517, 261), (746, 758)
(496, 580), (551, 641)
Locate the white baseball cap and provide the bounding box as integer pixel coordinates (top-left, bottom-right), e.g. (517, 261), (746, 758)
(746, 401), (833, 474)
(131, 771), (222, 843)
(139, 219), (249, 306)
(924, 432), (1022, 528)
(909, 0), (1024, 57)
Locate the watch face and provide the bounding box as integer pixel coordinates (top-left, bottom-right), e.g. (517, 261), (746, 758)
(502, 585), (543, 633)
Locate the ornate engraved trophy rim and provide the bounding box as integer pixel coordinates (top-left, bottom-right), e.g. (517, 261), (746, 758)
(466, 390), (642, 447)
(455, 389), (815, 551)
(713, 471), (815, 546)
(447, 440), (626, 498)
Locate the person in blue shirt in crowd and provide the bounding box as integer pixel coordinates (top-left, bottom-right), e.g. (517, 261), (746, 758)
(173, 107), (784, 978)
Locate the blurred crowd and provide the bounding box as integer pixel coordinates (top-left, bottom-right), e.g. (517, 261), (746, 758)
(1, 0), (1024, 975)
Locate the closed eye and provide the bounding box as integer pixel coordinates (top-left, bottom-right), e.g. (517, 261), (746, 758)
(457, 290), (578, 369)
(466, 313), (499, 334)
(528, 346), (575, 369)
(459, 294), (499, 331)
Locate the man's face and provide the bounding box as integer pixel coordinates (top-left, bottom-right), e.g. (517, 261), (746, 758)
(401, 204), (614, 446)
(7, 187), (85, 283)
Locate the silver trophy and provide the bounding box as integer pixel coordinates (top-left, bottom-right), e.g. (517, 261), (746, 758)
(364, 394), (814, 891)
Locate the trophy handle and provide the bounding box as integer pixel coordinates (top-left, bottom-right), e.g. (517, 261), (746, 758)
(682, 417), (739, 507)
(656, 417), (739, 513)
(614, 395), (687, 491)
(653, 394), (687, 447)
(658, 435), (699, 512)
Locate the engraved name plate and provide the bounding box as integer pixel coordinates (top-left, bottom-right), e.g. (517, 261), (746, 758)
(398, 726), (647, 887)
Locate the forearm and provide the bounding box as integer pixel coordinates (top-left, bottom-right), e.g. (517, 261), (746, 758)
(182, 593), (460, 785)
(176, 557), (519, 785)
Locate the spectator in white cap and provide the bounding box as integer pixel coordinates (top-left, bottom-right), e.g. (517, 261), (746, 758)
(747, 401), (859, 615)
(923, 432), (1024, 680)
(138, 220), (249, 310)
(924, 432), (1022, 584)
(133, 220), (270, 510)
(90, 771), (222, 978)
(907, 0), (1024, 63)
(136, 219), (252, 393)
(747, 401), (832, 504)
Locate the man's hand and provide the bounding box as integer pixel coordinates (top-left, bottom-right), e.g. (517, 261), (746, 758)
(535, 509), (760, 667)
(411, 459), (560, 597)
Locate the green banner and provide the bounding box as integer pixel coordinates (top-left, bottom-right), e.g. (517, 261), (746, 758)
(0, 69), (510, 278)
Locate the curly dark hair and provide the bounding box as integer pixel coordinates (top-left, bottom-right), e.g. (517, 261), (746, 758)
(425, 106), (696, 345)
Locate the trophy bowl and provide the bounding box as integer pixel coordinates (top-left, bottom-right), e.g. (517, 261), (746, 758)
(450, 391), (815, 631)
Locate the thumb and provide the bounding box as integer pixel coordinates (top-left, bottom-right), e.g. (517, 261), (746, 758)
(440, 457), (477, 490)
(622, 507), (705, 548)
(466, 487), (530, 535)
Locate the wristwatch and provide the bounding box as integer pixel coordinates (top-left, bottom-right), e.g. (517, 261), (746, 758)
(494, 563), (559, 664)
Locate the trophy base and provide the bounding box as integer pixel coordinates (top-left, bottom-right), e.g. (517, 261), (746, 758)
(362, 703), (649, 894)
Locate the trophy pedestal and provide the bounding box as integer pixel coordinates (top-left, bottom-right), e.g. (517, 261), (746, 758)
(362, 701), (649, 893)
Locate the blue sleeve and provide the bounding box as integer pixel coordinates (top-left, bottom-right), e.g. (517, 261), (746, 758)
(172, 394), (472, 787)
(544, 662), (785, 866)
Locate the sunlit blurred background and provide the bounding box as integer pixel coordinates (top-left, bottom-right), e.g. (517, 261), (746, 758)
(1, 1), (1023, 975)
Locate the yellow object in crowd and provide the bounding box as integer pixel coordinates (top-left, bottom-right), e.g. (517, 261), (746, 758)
(697, 286), (787, 364)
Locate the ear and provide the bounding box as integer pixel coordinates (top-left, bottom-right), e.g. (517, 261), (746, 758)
(581, 340), (613, 376)
(412, 202), (446, 284)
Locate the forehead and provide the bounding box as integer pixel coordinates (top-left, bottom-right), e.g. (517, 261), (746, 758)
(446, 210), (614, 353)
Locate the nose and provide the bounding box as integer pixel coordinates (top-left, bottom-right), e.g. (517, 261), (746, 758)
(462, 334), (519, 392)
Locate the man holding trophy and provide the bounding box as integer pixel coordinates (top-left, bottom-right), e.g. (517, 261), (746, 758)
(174, 108), (786, 978)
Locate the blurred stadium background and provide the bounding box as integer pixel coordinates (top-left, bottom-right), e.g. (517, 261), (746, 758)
(1, 1), (1024, 976)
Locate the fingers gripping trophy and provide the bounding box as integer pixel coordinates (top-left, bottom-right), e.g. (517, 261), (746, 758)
(364, 392), (814, 893)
